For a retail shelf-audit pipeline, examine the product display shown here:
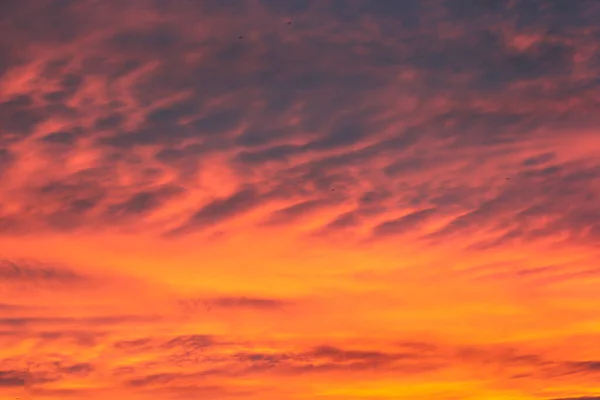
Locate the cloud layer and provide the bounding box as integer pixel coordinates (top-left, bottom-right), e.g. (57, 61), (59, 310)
(1, 0), (600, 399)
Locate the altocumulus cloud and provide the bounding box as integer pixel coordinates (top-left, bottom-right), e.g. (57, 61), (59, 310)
(2, 1), (600, 399)
(0, 0), (597, 244)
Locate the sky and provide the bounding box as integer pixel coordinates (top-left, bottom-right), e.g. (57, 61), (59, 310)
(1, 0), (600, 399)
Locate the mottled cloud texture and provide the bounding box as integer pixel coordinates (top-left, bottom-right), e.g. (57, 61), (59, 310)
(1, 0), (600, 399)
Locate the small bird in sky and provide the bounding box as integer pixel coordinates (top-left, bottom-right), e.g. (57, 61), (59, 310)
(287, 21), (292, 25)
(238, 36), (243, 39)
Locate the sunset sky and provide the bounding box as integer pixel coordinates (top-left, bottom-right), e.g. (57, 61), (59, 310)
(1, 1), (600, 399)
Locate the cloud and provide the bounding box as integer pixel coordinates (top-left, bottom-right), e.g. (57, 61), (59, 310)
(116, 340), (436, 386)
(372, 208), (437, 238)
(162, 334), (216, 351)
(306, 345), (405, 364)
(0, 259), (84, 285)
(0, 148), (14, 170)
(57, 362), (95, 376)
(178, 296), (290, 314)
(326, 211), (361, 228)
(34, 330), (105, 347)
(262, 199), (335, 226)
(210, 297), (288, 309)
(550, 398), (600, 400)
(0, 0), (598, 242)
(166, 187), (264, 235)
(0, 315), (160, 329)
(0, 94), (47, 140)
(104, 184), (185, 219)
(0, 303), (31, 312)
(0, 369), (25, 387)
(127, 372), (187, 388)
(113, 337), (153, 351)
(39, 130), (78, 145)
(2, 1), (600, 398)
(423, 160), (600, 249)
